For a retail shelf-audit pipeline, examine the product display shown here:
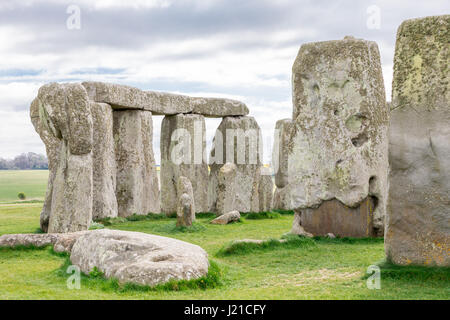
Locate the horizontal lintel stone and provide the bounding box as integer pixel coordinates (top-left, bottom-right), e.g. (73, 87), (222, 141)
(82, 81), (249, 117)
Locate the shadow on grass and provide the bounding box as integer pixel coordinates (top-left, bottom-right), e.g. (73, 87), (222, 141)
(216, 234), (384, 257)
(363, 260), (450, 282)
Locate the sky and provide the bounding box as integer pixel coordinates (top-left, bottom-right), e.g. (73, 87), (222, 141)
(0, 0), (448, 163)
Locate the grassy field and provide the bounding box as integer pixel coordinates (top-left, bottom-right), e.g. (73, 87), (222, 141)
(0, 170), (48, 203)
(0, 170), (448, 300)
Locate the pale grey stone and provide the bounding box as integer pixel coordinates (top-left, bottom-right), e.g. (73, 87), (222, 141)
(160, 114), (208, 214)
(288, 37), (389, 237)
(82, 81), (248, 117)
(258, 169), (274, 212)
(272, 119), (294, 189)
(208, 116), (263, 213)
(176, 176), (195, 226)
(386, 15), (450, 266)
(30, 98), (61, 232)
(49, 141), (93, 233)
(91, 102), (118, 220)
(210, 210), (240, 225)
(32, 83), (94, 233)
(113, 110), (160, 217)
(177, 193), (194, 227)
(216, 163), (237, 216)
(70, 229), (209, 286)
(0, 231), (89, 254)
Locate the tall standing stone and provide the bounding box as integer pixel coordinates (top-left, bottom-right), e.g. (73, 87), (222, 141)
(386, 16), (450, 266)
(176, 176), (195, 226)
(272, 119), (294, 210)
(256, 167), (274, 212)
(160, 114), (208, 214)
(32, 83), (94, 233)
(208, 116), (263, 213)
(288, 37), (389, 237)
(30, 98), (61, 232)
(91, 102), (118, 220)
(113, 110), (160, 217)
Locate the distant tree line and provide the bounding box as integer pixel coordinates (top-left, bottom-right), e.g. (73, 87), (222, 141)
(0, 152), (48, 170)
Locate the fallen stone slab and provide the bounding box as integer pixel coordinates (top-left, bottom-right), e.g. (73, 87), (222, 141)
(82, 81), (248, 117)
(70, 229), (209, 286)
(0, 231), (89, 254)
(210, 210), (240, 225)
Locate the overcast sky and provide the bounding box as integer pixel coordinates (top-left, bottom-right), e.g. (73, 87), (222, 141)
(0, 0), (448, 163)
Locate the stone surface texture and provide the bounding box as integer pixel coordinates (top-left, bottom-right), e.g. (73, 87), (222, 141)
(176, 176), (195, 226)
(91, 102), (118, 220)
(160, 114), (208, 214)
(386, 15), (450, 266)
(82, 81), (248, 117)
(288, 37), (389, 237)
(209, 116), (263, 213)
(70, 229), (209, 286)
(215, 163), (237, 216)
(210, 210), (241, 225)
(113, 110), (160, 217)
(32, 83), (94, 233)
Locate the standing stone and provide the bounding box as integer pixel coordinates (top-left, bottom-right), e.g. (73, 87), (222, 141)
(113, 110), (160, 217)
(177, 177), (195, 227)
(288, 37), (389, 237)
(216, 163), (237, 216)
(386, 16), (450, 266)
(91, 102), (118, 220)
(32, 83), (94, 233)
(257, 167), (274, 212)
(30, 98), (61, 232)
(272, 119), (295, 210)
(208, 116), (263, 213)
(160, 114), (208, 214)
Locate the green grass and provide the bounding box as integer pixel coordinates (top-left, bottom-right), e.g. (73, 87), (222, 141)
(0, 170), (48, 203)
(0, 171), (448, 299)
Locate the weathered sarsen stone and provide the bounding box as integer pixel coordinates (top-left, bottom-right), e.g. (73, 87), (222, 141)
(386, 15), (450, 266)
(114, 110), (160, 217)
(70, 229), (209, 286)
(176, 176), (195, 227)
(82, 81), (248, 117)
(210, 210), (240, 225)
(216, 163), (237, 216)
(272, 119), (295, 210)
(32, 83), (94, 233)
(288, 37), (389, 237)
(91, 102), (118, 220)
(30, 98), (61, 232)
(161, 114), (208, 214)
(208, 116), (263, 213)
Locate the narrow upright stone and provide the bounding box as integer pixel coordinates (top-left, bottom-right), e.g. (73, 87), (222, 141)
(216, 163), (237, 216)
(113, 110), (160, 217)
(176, 176), (195, 227)
(160, 114), (208, 214)
(91, 102), (118, 220)
(288, 37), (389, 237)
(30, 98), (61, 232)
(386, 15), (450, 266)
